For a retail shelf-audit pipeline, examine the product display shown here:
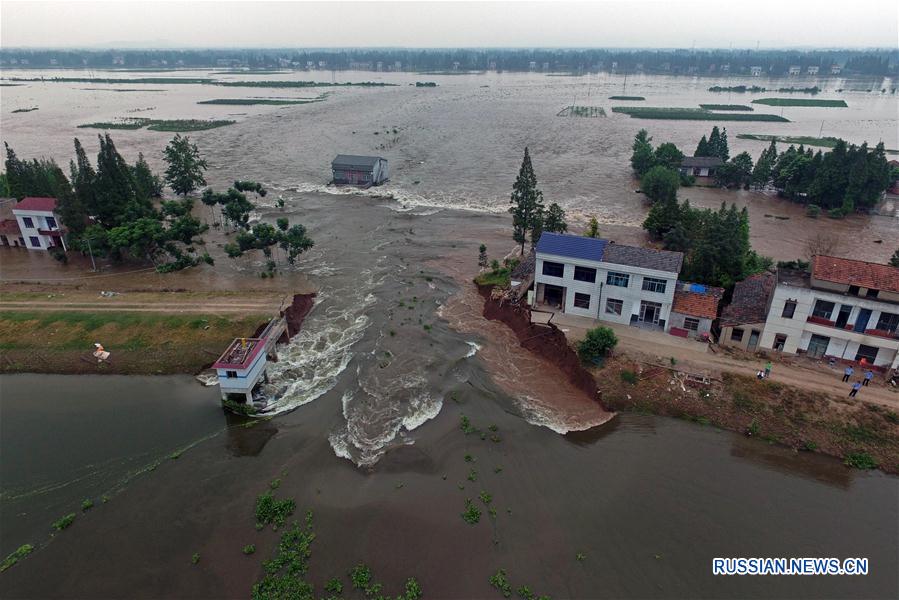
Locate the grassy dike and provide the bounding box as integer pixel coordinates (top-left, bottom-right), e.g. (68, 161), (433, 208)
(0, 311), (269, 375)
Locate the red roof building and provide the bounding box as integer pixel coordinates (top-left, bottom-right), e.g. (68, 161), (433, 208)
(812, 255), (899, 295)
(15, 197), (58, 212)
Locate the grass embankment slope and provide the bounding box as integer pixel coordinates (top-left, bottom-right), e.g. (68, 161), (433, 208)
(596, 355), (899, 474)
(0, 311), (268, 375)
(611, 107), (789, 121)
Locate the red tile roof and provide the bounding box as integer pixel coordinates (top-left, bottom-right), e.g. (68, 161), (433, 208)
(15, 197), (58, 212)
(672, 288), (723, 319)
(0, 219), (21, 236)
(812, 255), (899, 294)
(720, 272), (776, 327)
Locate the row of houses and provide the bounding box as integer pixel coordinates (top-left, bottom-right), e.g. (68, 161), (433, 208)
(0, 197), (66, 251)
(525, 232), (899, 370)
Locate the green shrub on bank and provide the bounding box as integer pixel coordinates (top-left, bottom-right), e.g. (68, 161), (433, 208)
(577, 327), (618, 364)
(844, 451), (878, 469)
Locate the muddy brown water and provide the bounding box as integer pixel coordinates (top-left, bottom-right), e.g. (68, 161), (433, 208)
(1, 70), (898, 597)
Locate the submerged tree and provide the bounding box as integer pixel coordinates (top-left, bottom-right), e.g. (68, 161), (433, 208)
(478, 244), (488, 267)
(542, 202), (568, 234)
(630, 129), (654, 176)
(509, 147), (545, 254)
(890, 248), (899, 268)
(640, 165), (680, 204)
(163, 134), (207, 197)
(585, 216), (600, 238)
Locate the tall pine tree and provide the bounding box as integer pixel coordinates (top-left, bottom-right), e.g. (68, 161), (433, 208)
(509, 147), (545, 254)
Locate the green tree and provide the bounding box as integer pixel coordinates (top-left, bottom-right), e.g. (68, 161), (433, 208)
(163, 134), (207, 197)
(508, 147), (545, 254)
(132, 153), (163, 199)
(652, 143), (684, 171)
(577, 327), (618, 363)
(751, 140), (777, 189)
(543, 202), (568, 233)
(640, 165), (680, 203)
(694, 135), (710, 157)
(95, 134), (152, 227)
(585, 216), (600, 238)
(889, 249), (899, 268)
(630, 129), (655, 176)
(276, 217), (289, 231)
(716, 151), (754, 188)
(478, 244), (488, 267)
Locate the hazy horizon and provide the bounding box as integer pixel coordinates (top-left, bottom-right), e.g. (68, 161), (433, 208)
(2, 1), (897, 50)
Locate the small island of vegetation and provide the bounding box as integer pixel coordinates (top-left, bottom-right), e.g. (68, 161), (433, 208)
(557, 105), (606, 117)
(608, 95), (645, 100)
(751, 98), (847, 107)
(698, 104), (753, 111)
(78, 118), (236, 131)
(612, 107), (788, 121)
(197, 98), (320, 106)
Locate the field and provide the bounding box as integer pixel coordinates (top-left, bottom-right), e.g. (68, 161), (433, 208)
(751, 98), (848, 107)
(0, 310), (269, 375)
(557, 105), (606, 117)
(608, 95), (645, 100)
(197, 98), (321, 105)
(4, 77), (398, 88)
(611, 107), (789, 121)
(736, 134), (899, 153)
(698, 104), (753, 111)
(78, 118), (236, 131)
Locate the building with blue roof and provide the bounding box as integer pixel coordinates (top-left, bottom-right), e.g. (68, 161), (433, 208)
(533, 232), (685, 330)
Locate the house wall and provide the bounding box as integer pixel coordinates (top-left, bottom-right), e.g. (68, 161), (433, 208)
(12, 209), (59, 251)
(669, 311), (713, 338)
(720, 323), (767, 351)
(216, 350), (268, 397)
(759, 283), (899, 368)
(534, 252), (678, 330)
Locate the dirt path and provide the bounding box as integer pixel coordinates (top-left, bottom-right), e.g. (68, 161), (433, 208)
(553, 313), (899, 412)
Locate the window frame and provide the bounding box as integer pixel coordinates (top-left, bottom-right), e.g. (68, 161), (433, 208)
(573, 265), (597, 283)
(22, 216), (34, 228)
(573, 292), (591, 309)
(45, 216), (57, 229)
(875, 311), (899, 333)
(606, 271), (630, 288)
(541, 261), (565, 278)
(29, 236), (40, 247)
(811, 299), (835, 320)
(605, 298), (623, 316)
(781, 300), (797, 319)
(854, 344), (879, 364)
(683, 317), (700, 331)
(641, 277), (667, 294)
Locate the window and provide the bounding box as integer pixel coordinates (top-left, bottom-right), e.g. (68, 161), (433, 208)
(29, 236), (40, 247)
(641, 277), (667, 294)
(781, 300), (797, 318)
(226, 370), (238, 378)
(683, 317), (700, 331)
(730, 328), (744, 342)
(573, 266), (596, 283)
(773, 334), (787, 351)
(865, 288), (879, 299)
(875, 312), (899, 333)
(22, 217), (34, 228)
(573, 293), (591, 309)
(606, 272), (630, 287)
(855, 345), (879, 364)
(542, 261), (564, 278)
(811, 300), (835, 320)
(848, 285), (860, 296)
(605, 298), (623, 315)
(45, 216), (57, 229)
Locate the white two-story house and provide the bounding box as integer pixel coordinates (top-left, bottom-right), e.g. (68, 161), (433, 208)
(759, 256), (899, 370)
(11, 197), (67, 251)
(533, 233), (684, 331)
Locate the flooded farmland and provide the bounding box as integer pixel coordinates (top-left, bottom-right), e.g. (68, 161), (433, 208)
(1, 69), (898, 598)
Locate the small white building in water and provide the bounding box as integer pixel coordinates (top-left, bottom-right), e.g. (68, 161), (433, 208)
(12, 197), (66, 251)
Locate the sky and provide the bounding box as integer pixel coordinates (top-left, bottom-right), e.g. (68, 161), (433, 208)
(1, 0), (897, 49)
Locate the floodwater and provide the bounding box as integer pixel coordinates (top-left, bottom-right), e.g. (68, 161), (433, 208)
(1, 69), (898, 597)
(0, 373), (896, 599)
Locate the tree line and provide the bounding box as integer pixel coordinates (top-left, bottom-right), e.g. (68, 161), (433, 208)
(3, 134), (313, 273)
(3, 48), (896, 76)
(632, 128), (896, 214)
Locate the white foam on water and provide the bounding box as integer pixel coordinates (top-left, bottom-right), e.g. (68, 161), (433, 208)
(194, 372), (219, 387)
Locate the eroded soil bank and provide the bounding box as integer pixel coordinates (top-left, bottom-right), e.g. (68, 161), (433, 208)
(479, 285), (899, 475)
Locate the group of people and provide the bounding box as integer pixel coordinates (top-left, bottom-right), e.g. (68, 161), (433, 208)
(843, 365), (875, 398)
(754, 360), (878, 398)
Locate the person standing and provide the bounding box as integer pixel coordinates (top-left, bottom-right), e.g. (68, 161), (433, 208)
(764, 361), (772, 378)
(842, 365), (854, 382)
(849, 381), (861, 397)
(863, 369), (874, 386)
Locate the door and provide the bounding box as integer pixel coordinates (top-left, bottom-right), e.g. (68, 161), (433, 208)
(807, 334), (831, 359)
(747, 330), (760, 350)
(853, 309), (872, 333)
(543, 284), (564, 309)
(835, 305), (852, 329)
(639, 301), (661, 325)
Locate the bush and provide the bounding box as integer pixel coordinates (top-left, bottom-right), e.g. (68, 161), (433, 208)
(806, 204), (821, 218)
(620, 370), (638, 384)
(577, 327), (618, 364)
(844, 451), (878, 469)
(1, 544), (34, 572)
(827, 207), (847, 219)
(52, 513), (76, 531)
